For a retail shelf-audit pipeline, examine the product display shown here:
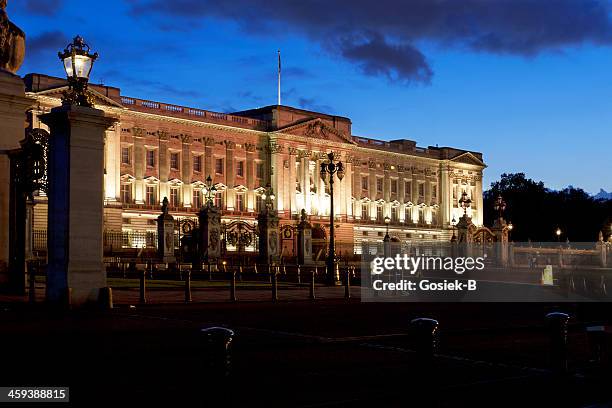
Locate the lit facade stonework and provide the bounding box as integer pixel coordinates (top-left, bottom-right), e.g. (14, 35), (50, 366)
(24, 73), (486, 250)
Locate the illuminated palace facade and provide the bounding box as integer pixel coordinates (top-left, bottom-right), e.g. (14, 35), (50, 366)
(24, 73), (486, 250)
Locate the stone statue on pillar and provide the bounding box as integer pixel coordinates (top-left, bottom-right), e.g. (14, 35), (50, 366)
(297, 209), (313, 265)
(157, 197), (176, 263)
(0, 0), (25, 74)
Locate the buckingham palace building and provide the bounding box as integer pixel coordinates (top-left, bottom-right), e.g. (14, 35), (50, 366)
(23, 73), (486, 254)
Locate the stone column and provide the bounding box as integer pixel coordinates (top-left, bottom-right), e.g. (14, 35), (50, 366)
(204, 137), (214, 177)
(181, 134), (192, 208)
(158, 131), (169, 202)
(104, 126), (121, 202)
(383, 164), (390, 217)
(288, 147), (297, 216)
(303, 154), (311, 214)
(475, 173), (484, 226)
(225, 140), (235, 210)
(398, 167), (406, 222)
(41, 104), (118, 307)
(133, 128), (145, 204)
(440, 164), (451, 227)
(0, 73), (33, 286)
(245, 143), (255, 211)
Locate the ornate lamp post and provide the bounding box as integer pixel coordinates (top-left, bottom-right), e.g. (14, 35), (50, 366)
(202, 175), (217, 207)
(493, 195), (506, 221)
(320, 152), (344, 285)
(58, 36), (98, 107)
(459, 191), (472, 217)
(383, 216), (391, 257)
(556, 227), (562, 242)
(508, 222), (514, 241)
(261, 185), (276, 212)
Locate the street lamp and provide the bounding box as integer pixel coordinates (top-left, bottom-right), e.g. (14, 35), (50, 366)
(493, 195), (506, 220)
(451, 215), (457, 242)
(508, 222), (513, 241)
(320, 152), (344, 285)
(261, 185), (275, 211)
(202, 175), (218, 207)
(384, 216), (391, 241)
(58, 35), (98, 107)
(459, 191), (472, 217)
(555, 227), (562, 242)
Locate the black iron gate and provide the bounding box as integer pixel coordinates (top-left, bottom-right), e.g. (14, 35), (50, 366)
(8, 128), (48, 293)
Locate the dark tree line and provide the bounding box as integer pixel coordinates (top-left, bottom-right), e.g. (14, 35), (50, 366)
(483, 173), (612, 242)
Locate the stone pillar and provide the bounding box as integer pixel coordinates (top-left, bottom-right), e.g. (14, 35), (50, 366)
(383, 165), (390, 218)
(198, 203), (221, 261)
(245, 143), (255, 211)
(288, 147), (297, 216)
(157, 198), (176, 263)
(304, 156), (312, 214)
(0, 72), (33, 286)
(158, 131), (169, 202)
(204, 137), (214, 177)
(257, 208), (280, 264)
(133, 128), (145, 204)
(491, 217), (509, 266)
(297, 209), (313, 265)
(225, 140), (235, 209)
(41, 104), (118, 306)
(104, 126), (121, 202)
(475, 173), (484, 226)
(440, 164), (451, 227)
(181, 135), (192, 207)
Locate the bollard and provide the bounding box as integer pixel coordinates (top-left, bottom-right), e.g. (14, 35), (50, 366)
(139, 269), (147, 304)
(410, 318), (440, 359)
(344, 268), (351, 299)
(309, 270), (316, 300)
(230, 270), (237, 302)
(545, 312), (570, 373)
(185, 269), (192, 303)
(28, 262), (36, 303)
(200, 327), (235, 378)
(99, 287), (113, 310)
(586, 325), (607, 366)
(272, 267), (278, 301)
(297, 265), (301, 284)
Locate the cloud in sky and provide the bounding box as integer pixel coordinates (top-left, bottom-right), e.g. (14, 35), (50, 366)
(22, 0), (63, 16)
(26, 31), (69, 60)
(128, 0), (612, 84)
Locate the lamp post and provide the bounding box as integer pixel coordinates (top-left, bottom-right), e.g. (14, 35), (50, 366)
(451, 215), (457, 242)
(459, 191), (472, 217)
(320, 152), (345, 285)
(58, 36), (98, 107)
(493, 195), (506, 221)
(508, 222), (514, 241)
(261, 185), (276, 212)
(383, 216), (391, 257)
(202, 175), (217, 207)
(556, 227), (562, 242)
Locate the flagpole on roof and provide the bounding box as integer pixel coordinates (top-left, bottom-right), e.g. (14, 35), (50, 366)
(277, 49), (281, 106)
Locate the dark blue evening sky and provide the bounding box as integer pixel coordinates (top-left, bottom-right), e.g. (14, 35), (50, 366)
(11, 0), (612, 194)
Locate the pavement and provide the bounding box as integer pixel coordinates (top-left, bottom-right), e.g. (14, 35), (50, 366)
(2, 283), (612, 407)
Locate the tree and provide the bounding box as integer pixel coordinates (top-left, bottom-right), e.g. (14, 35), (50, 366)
(484, 173), (610, 242)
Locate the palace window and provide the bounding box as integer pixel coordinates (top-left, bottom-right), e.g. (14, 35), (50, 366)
(256, 162), (264, 179)
(170, 153), (180, 170)
(376, 205), (383, 222)
(214, 192), (224, 209)
(193, 189), (202, 209)
(215, 158), (224, 175)
(121, 184), (132, 203)
(235, 193), (244, 212)
(146, 149), (155, 168)
(391, 206), (398, 222)
(170, 187), (180, 207)
(418, 183), (425, 200)
(121, 147), (131, 165)
(405, 181), (412, 199)
(405, 207), (412, 223)
(361, 203), (369, 220)
(376, 178), (383, 193)
(432, 184), (437, 200)
(391, 179), (397, 194)
(236, 161), (244, 177)
(193, 155), (202, 173)
(419, 208), (426, 224)
(361, 176), (368, 191)
(146, 185), (157, 206)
